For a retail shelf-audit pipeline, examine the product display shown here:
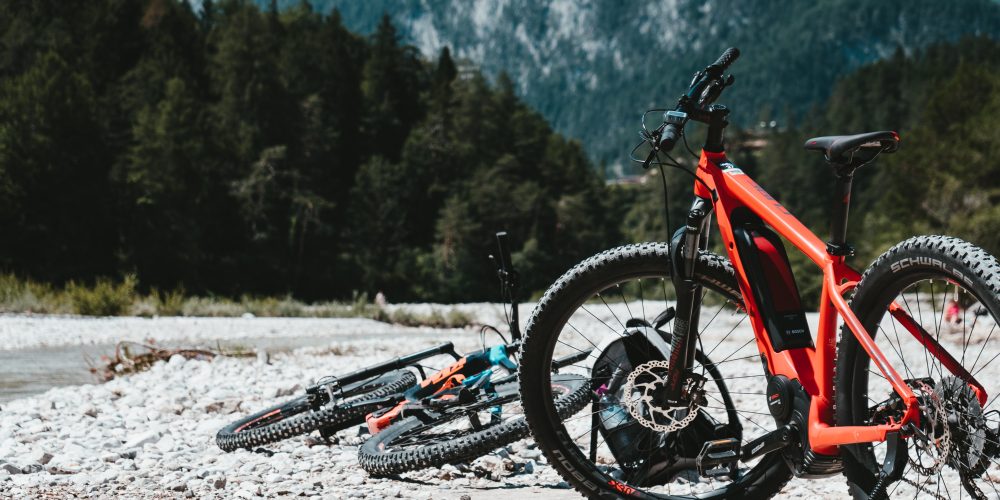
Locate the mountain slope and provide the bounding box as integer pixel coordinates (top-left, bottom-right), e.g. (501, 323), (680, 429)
(275, 0), (1000, 170)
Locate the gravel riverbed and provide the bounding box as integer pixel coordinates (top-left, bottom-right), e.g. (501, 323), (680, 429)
(1, 305), (982, 499)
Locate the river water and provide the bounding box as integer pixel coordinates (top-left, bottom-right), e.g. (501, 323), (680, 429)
(0, 333), (406, 403)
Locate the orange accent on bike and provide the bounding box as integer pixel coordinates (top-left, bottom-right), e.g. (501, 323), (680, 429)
(420, 357), (467, 388)
(366, 402), (405, 435)
(234, 408), (281, 433)
(607, 479), (637, 496)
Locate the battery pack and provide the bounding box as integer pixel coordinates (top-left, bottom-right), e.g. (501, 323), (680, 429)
(732, 217), (813, 351)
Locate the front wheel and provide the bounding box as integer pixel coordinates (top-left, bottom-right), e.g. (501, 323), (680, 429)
(519, 243), (792, 499)
(216, 369), (415, 451)
(837, 235), (1000, 499)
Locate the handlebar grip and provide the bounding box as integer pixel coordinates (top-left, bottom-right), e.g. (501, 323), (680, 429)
(658, 124), (681, 152)
(495, 231), (512, 270)
(710, 47), (740, 71)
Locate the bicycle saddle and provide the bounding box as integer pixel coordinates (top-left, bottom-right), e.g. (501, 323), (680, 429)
(804, 131), (900, 165)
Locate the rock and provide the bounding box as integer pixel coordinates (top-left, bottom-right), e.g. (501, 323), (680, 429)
(20, 463), (43, 474)
(517, 449), (542, 460)
(241, 312), (255, 319)
(523, 459), (536, 474)
(239, 481), (262, 496)
(1, 463), (21, 474)
(47, 465), (81, 475)
(123, 431), (160, 449)
(217, 400), (242, 414)
(168, 354), (187, 367)
(26, 449), (53, 465)
(95, 470), (118, 485)
(169, 481), (187, 492)
(275, 385), (299, 397)
(213, 477), (227, 489)
(155, 434), (176, 453)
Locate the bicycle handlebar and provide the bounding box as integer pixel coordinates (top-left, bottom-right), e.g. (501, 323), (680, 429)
(656, 47), (740, 152)
(709, 47), (740, 73)
(495, 231), (512, 272)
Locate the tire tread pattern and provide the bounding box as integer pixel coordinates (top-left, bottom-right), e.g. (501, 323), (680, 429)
(358, 378), (592, 477)
(836, 235), (1000, 498)
(216, 370), (416, 452)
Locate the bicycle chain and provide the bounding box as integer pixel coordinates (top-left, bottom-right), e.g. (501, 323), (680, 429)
(899, 476), (948, 500)
(621, 360), (700, 433)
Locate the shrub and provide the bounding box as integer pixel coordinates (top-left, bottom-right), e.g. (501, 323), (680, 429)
(152, 287), (186, 316)
(0, 274), (65, 313)
(68, 275), (137, 316)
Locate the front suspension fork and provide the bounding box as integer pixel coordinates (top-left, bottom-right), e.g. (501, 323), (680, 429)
(665, 197), (714, 403)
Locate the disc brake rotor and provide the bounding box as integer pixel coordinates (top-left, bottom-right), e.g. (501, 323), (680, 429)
(908, 380), (951, 476)
(621, 360), (704, 433)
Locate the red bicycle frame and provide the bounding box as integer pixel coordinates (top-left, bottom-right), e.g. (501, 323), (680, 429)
(692, 148), (987, 455)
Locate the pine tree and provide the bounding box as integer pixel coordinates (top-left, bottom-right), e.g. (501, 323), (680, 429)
(0, 51), (115, 281)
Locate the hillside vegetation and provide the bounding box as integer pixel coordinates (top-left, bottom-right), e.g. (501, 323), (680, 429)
(0, 0), (618, 303)
(1, 1), (999, 308)
(308, 0), (1000, 168)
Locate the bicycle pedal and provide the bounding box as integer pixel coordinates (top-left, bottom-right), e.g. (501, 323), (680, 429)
(696, 438), (741, 477)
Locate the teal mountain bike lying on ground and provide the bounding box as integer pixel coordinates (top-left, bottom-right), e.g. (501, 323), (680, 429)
(217, 232), (591, 475)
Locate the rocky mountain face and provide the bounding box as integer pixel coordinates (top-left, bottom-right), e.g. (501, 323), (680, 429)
(276, 0), (1000, 169)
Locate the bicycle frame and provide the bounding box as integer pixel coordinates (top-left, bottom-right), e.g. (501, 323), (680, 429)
(688, 148), (988, 456)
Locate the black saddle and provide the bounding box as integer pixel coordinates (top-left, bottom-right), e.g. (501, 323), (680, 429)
(804, 131), (900, 166)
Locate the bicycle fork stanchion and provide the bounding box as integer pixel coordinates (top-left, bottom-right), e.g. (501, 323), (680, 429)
(665, 197), (714, 404)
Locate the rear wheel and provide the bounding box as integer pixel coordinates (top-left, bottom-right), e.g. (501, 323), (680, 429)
(518, 243), (792, 499)
(216, 369), (415, 451)
(837, 236), (1000, 499)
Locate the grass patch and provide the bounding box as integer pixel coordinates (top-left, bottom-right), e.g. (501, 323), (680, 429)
(0, 274), (477, 327)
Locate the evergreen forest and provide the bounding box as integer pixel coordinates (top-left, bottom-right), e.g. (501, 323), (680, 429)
(2, 0), (999, 305)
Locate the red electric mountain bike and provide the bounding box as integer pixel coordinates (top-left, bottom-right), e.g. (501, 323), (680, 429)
(518, 48), (1000, 499)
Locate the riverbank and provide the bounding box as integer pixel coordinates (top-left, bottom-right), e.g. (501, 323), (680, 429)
(0, 311), (966, 498)
(0, 303), (526, 351)
(0, 327), (585, 499)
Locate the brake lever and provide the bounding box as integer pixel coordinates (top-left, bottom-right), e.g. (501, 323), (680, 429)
(642, 145), (658, 169)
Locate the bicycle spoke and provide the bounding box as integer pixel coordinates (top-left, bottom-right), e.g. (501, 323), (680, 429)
(597, 294), (627, 331)
(704, 313), (748, 359)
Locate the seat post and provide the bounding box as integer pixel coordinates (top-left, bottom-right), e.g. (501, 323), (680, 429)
(828, 171), (855, 256)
